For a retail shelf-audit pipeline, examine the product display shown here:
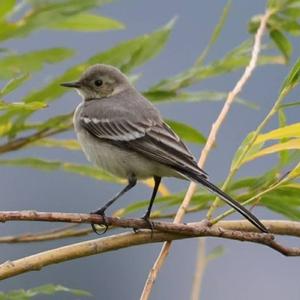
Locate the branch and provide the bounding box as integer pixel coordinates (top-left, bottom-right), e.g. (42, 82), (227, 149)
(190, 238), (207, 300)
(0, 210), (298, 235)
(0, 224), (92, 243)
(0, 114), (72, 154)
(0, 216), (299, 281)
(141, 8), (273, 300)
(0, 210), (299, 246)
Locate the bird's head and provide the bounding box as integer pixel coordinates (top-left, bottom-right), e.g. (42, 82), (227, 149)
(61, 64), (130, 101)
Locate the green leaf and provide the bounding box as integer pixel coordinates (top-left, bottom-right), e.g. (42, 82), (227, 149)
(278, 108), (289, 166)
(254, 123), (300, 143)
(261, 186), (300, 220)
(248, 14), (262, 34)
(25, 113), (73, 132)
(0, 158), (121, 183)
(0, 48), (75, 79)
(0, 1), (118, 41)
(228, 177), (258, 192)
(151, 40), (283, 92)
(0, 101), (46, 111)
(286, 161), (300, 180)
(118, 191), (212, 217)
(29, 284), (91, 297)
(282, 3), (300, 18)
(50, 13), (124, 31)
(230, 132), (264, 171)
(270, 29), (292, 62)
(32, 138), (80, 150)
(195, 0), (231, 66)
(120, 18), (176, 73)
(206, 246), (225, 261)
(0, 284), (91, 299)
(0, 73), (30, 97)
(145, 90), (258, 109)
(268, 14), (300, 36)
(0, 122), (12, 137)
(165, 119), (206, 144)
(280, 100), (300, 109)
(244, 139), (300, 163)
(24, 20), (174, 104)
(280, 57), (300, 95)
(0, 0), (16, 19)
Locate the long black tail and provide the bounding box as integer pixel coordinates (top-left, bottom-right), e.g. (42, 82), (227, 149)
(184, 171), (268, 233)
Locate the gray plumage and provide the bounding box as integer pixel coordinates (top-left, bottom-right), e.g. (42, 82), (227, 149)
(61, 64), (268, 233)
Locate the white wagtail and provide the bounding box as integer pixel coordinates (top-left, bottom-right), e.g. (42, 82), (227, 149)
(61, 64), (268, 233)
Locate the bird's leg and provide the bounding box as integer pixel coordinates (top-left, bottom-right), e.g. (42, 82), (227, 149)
(140, 176), (161, 234)
(91, 175), (137, 235)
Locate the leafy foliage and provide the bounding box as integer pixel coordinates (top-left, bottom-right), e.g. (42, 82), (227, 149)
(0, 0), (299, 227)
(0, 284), (90, 299)
(249, 0), (300, 62)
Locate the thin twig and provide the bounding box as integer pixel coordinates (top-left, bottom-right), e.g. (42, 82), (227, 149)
(0, 224), (91, 243)
(0, 125), (70, 154)
(140, 9), (273, 300)
(190, 238), (206, 300)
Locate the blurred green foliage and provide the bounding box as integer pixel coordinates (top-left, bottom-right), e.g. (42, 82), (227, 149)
(0, 284), (90, 299)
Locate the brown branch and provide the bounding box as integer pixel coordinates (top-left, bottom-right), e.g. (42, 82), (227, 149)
(0, 207), (208, 244)
(0, 224), (91, 243)
(0, 210), (299, 237)
(0, 210), (299, 255)
(0, 220), (299, 281)
(0, 115), (72, 154)
(141, 9), (273, 300)
(190, 238), (207, 300)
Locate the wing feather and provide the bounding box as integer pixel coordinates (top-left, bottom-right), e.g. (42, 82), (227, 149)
(79, 116), (208, 178)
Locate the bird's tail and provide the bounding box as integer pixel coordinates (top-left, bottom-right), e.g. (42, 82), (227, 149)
(180, 170), (268, 233)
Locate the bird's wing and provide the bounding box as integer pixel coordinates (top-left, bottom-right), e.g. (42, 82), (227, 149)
(79, 115), (153, 141)
(80, 115), (208, 178)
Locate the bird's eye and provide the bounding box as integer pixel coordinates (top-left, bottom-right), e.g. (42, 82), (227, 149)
(94, 79), (103, 87)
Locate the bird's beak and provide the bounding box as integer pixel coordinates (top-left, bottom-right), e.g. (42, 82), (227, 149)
(60, 81), (81, 88)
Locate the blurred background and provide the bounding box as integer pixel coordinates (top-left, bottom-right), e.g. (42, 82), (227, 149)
(0, 0), (300, 299)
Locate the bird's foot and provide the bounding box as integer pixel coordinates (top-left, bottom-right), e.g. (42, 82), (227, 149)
(90, 208), (109, 235)
(132, 215), (154, 235)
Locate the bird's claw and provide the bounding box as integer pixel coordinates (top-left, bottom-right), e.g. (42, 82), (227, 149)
(90, 209), (109, 235)
(132, 215), (154, 236)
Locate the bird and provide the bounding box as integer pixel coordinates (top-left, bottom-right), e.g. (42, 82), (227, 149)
(61, 64), (268, 234)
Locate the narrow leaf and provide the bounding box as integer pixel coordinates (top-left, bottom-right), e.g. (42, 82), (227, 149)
(270, 29), (292, 62)
(0, 0), (16, 19)
(244, 139), (300, 163)
(32, 138), (80, 150)
(165, 119), (206, 144)
(0, 122), (12, 136)
(206, 246), (225, 261)
(0, 158), (121, 183)
(280, 57), (300, 95)
(0, 101), (46, 111)
(195, 0), (231, 66)
(50, 13), (124, 31)
(254, 123), (300, 144)
(0, 73), (30, 97)
(145, 90), (258, 109)
(230, 132), (264, 171)
(0, 48), (75, 79)
(0, 284), (91, 298)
